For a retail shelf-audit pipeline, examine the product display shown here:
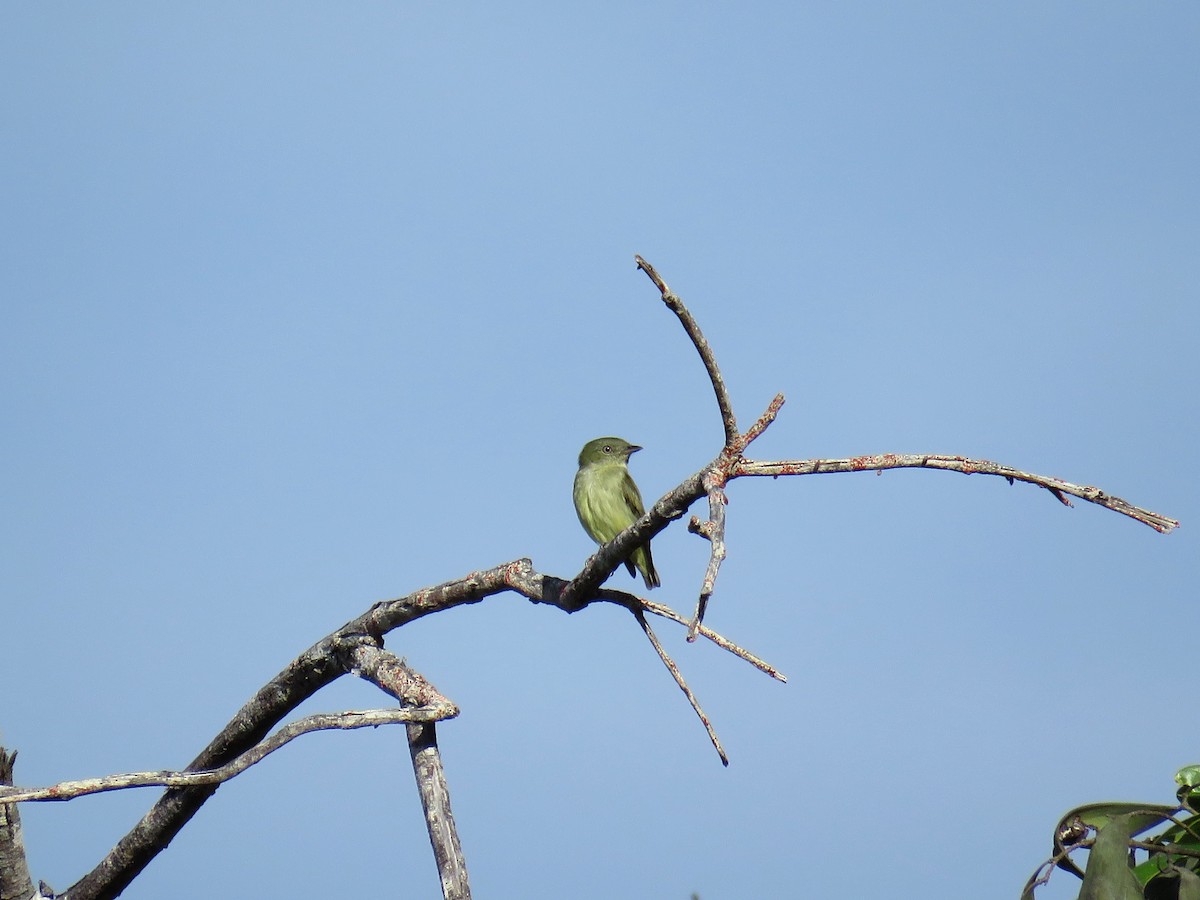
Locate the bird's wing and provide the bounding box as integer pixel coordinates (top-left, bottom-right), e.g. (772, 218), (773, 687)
(621, 470), (647, 518)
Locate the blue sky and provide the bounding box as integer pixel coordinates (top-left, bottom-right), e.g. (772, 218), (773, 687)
(2, 4), (1196, 898)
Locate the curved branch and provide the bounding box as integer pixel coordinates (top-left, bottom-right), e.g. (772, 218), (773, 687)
(59, 558), (778, 899)
(733, 454), (1179, 533)
(635, 255), (738, 444)
(33, 258), (1176, 900)
(0, 710), (447, 805)
(64, 567), (507, 900)
(559, 471), (705, 610)
(627, 258), (1177, 641)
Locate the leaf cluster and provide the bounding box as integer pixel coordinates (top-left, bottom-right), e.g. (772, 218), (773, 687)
(1024, 766), (1200, 900)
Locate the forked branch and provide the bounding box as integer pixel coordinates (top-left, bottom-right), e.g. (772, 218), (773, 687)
(5, 257), (1177, 900)
(624, 256), (1179, 641)
(16, 558), (779, 900)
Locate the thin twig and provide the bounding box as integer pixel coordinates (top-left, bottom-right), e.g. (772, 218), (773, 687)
(685, 393), (787, 639)
(732, 393), (786, 454)
(67, 567), (511, 900)
(558, 470), (705, 610)
(635, 255), (738, 444)
(638, 597), (787, 682)
(686, 470), (727, 641)
(631, 607), (729, 766)
(28, 256), (1179, 899)
(1025, 830), (1200, 898)
(1022, 852), (1074, 897)
(0, 709), (450, 805)
(1130, 838), (1200, 859)
(733, 454), (1180, 533)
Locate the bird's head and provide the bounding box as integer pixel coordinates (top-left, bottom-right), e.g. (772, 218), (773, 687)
(578, 436), (642, 467)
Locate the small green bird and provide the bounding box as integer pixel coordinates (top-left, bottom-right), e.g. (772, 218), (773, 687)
(573, 436), (661, 590)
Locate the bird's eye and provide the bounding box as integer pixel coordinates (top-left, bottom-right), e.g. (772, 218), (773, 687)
(602, 445), (612, 453)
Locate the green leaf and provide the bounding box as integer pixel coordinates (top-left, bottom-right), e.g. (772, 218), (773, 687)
(1154, 815), (1200, 854)
(1144, 865), (1200, 900)
(1132, 813), (1200, 886)
(1178, 867), (1200, 900)
(1065, 803), (1180, 835)
(1054, 803), (1181, 879)
(1079, 814), (1145, 900)
(1175, 767), (1200, 790)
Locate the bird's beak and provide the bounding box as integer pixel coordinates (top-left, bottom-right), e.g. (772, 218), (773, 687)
(627, 445), (642, 455)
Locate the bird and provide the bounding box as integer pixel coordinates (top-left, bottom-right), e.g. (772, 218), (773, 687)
(573, 436), (660, 589)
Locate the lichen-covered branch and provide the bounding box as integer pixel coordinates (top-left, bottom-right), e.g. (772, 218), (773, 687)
(686, 472), (727, 642)
(408, 722), (470, 900)
(635, 255), (738, 444)
(684, 393), (788, 639)
(733, 454), (1179, 533)
(347, 644), (457, 710)
(9, 258), (1176, 900)
(0, 749), (34, 900)
(350, 644), (470, 900)
(0, 710), (448, 805)
(620, 259), (1177, 655)
(48, 558), (777, 900)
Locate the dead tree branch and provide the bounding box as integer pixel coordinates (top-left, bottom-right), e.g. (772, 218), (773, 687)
(408, 722), (471, 900)
(632, 606), (728, 765)
(733, 455), (1179, 533)
(36, 559), (778, 900)
(0, 749), (34, 900)
(636, 255), (737, 444)
(349, 643), (469, 896)
(0, 710), (446, 805)
(6, 256), (1177, 900)
(625, 257), (1179, 641)
(639, 597), (787, 683)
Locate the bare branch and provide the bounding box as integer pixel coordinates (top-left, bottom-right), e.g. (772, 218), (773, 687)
(33, 257), (1175, 899)
(0, 749), (34, 900)
(1130, 838), (1200, 859)
(52, 557), (772, 898)
(559, 471), (705, 610)
(408, 723), (471, 900)
(1023, 831), (1200, 897)
(0, 710), (446, 805)
(639, 598), (788, 683)
(733, 454), (1180, 533)
(635, 255), (738, 444)
(631, 607), (729, 766)
(63, 563), (513, 900)
(347, 644), (457, 710)
(732, 393), (786, 454)
(349, 645), (472, 896)
(627, 258), (1176, 649)
(686, 471), (728, 642)
(684, 393), (787, 639)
